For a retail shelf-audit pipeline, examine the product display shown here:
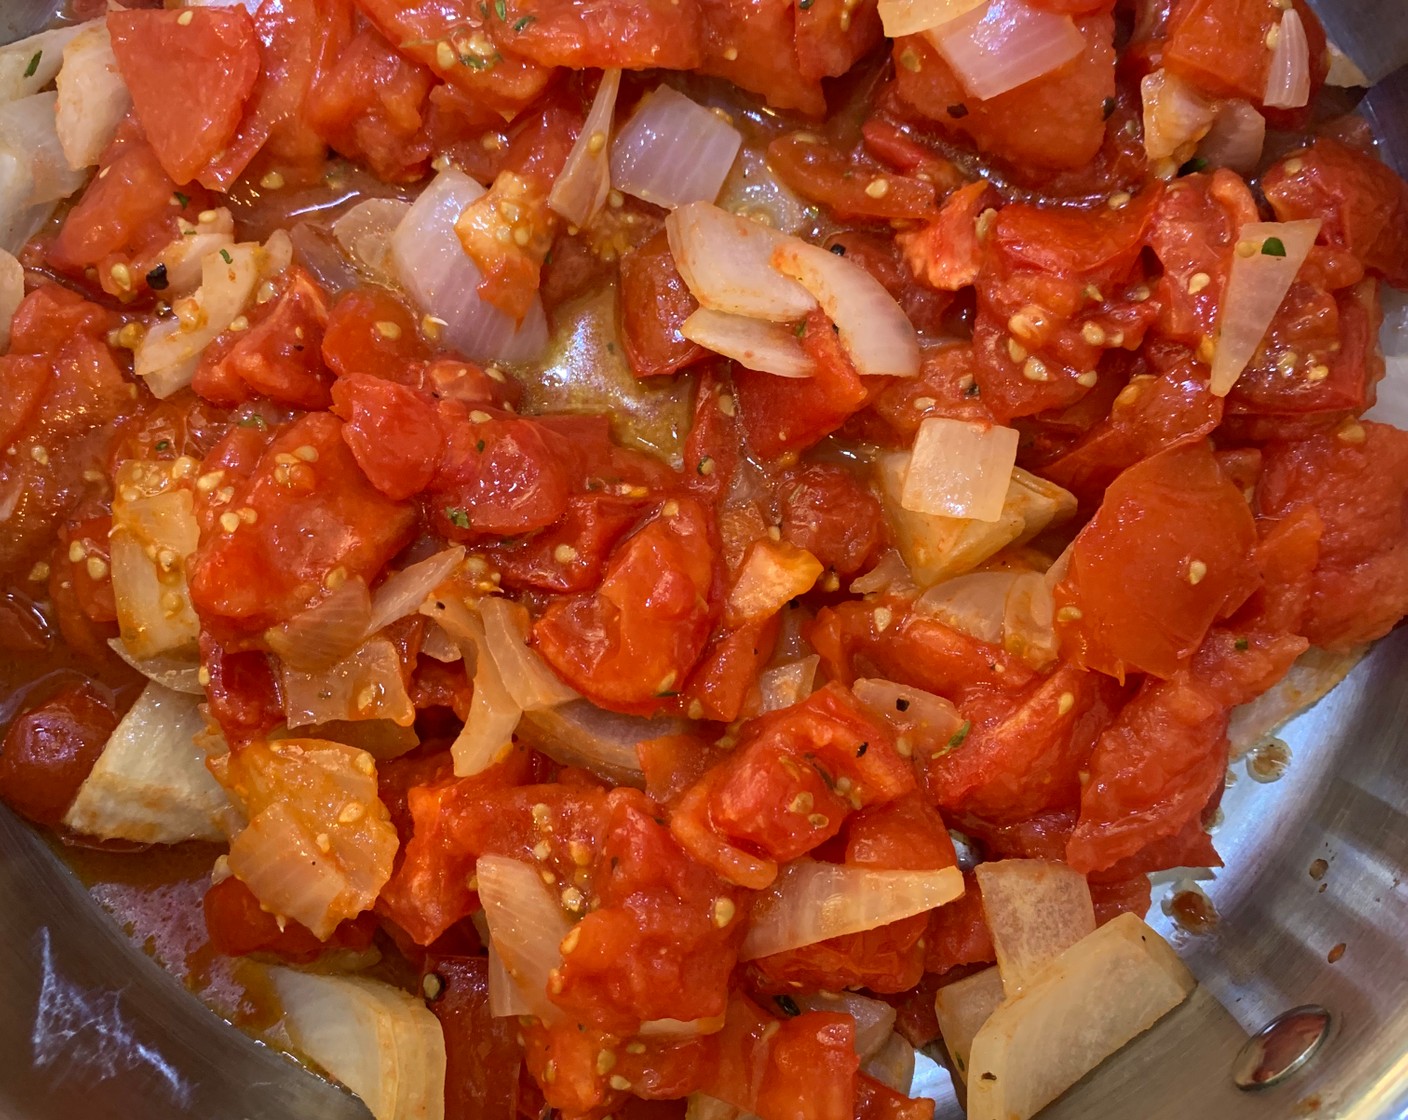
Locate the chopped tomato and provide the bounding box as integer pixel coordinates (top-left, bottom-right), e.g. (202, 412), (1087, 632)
(321, 285), (432, 383)
(682, 615), (780, 723)
(856, 1076), (936, 1120)
(896, 179), (998, 294)
(1054, 442), (1259, 680)
(794, 0), (882, 82)
(200, 634), (285, 743)
(862, 343), (994, 444)
(203, 875), (376, 963)
(108, 8), (262, 186)
(489, 493), (655, 594)
(619, 230), (706, 380)
(767, 133), (936, 221)
(924, 874), (994, 973)
(775, 463), (883, 577)
(0, 681), (117, 827)
(485, 0), (703, 69)
(455, 170), (557, 322)
(698, 0), (824, 116)
(421, 955), (524, 1120)
(331, 374), (444, 501)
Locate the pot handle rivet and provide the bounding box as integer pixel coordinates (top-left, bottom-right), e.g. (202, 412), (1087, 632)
(1232, 1005), (1332, 1090)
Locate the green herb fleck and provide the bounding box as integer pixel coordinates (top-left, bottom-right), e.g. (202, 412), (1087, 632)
(154, 439), (171, 452)
(23, 51), (41, 79)
(793, 320), (807, 338)
(237, 414), (268, 430)
(494, 0), (507, 20)
(1261, 237), (1287, 258)
(947, 720), (972, 750)
(513, 13), (536, 30)
(774, 995), (801, 1017)
(174, 191), (190, 208)
(219, 248), (233, 264)
(444, 506), (471, 529)
(798, 0), (813, 9)
(1235, 637), (1250, 651)
(1180, 157), (1209, 175)
(476, 439), (486, 452)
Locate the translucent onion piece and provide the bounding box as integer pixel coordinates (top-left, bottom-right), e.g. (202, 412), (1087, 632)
(135, 240), (262, 398)
(0, 23), (83, 102)
(849, 550), (917, 597)
(0, 92), (88, 204)
(638, 1015), (727, 1038)
(478, 596), (579, 711)
(757, 655), (819, 714)
(0, 245), (22, 352)
(449, 608), (523, 778)
(1226, 645), (1366, 758)
(715, 145), (812, 236)
(726, 539), (824, 627)
(681, 307), (815, 378)
(476, 854), (571, 1021)
(741, 859), (965, 960)
(106, 637), (203, 694)
(861, 1032), (917, 1095)
(390, 169), (548, 365)
(54, 23), (130, 171)
(487, 944), (531, 1018)
(549, 69), (620, 227)
(925, 0), (1087, 102)
(771, 240), (920, 378)
(0, 154), (52, 255)
(610, 85), (742, 210)
(975, 859), (1095, 994)
(219, 739), (398, 940)
(1210, 219), (1321, 396)
(965, 914), (1195, 1120)
(282, 638), (417, 730)
(878, 0), (985, 38)
(1197, 101), (1266, 175)
(267, 968), (447, 1120)
(292, 719), (419, 761)
(154, 208), (236, 297)
(109, 459), (201, 660)
(1325, 41), (1370, 88)
(63, 682), (229, 844)
(915, 571), (1017, 645)
(1002, 570), (1057, 668)
(851, 678), (965, 751)
(1264, 9), (1310, 110)
(365, 546), (465, 637)
(516, 700), (677, 786)
(900, 418), (1020, 520)
(1140, 69), (1214, 164)
(686, 1094), (745, 1120)
(267, 577), (374, 673)
(333, 197), (412, 281)
(666, 202), (816, 322)
(419, 622), (462, 664)
(794, 991), (897, 1061)
(933, 966), (1004, 1082)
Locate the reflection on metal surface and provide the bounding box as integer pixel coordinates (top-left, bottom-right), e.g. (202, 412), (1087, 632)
(1232, 1006), (1332, 1090)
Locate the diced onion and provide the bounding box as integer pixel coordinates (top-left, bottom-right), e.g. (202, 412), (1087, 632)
(934, 966), (1005, 1083)
(1226, 645), (1366, 758)
(975, 859), (1095, 995)
(218, 740), (398, 940)
(1196, 100), (1266, 176)
(153, 208), (236, 297)
(1140, 69), (1215, 164)
(900, 417), (1019, 520)
(267, 577), (373, 673)
(610, 85), (742, 210)
(135, 240), (264, 398)
(420, 622), (462, 663)
(446, 605), (522, 777)
(1263, 9), (1310, 110)
(106, 637), (203, 695)
(0, 92), (88, 204)
(63, 682), (230, 844)
(925, 0), (1087, 102)
(965, 914), (1195, 1120)
(365, 546), (465, 637)
(666, 202), (816, 322)
(476, 854), (571, 1021)
(390, 169), (548, 365)
(487, 944), (531, 1018)
(109, 460), (201, 660)
(878, 0), (985, 38)
(862, 1033), (917, 1095)
(549, 69), (620, 227)
(282, 638), (417, 730)
(715, 145), (813, 236)
(916, 571), (1015, 644)
(54, 23), (130, 171)
(478, 595), (579, 711)
(771, 240), (920, 378)
(267, 968), (447, 1120)
(793, 991), (897, 1061)
(849, 550), (917, 598)
(0, 24), (84, 103)
(517, 700), (679, 786)
(1210, 219), (1320, 396)
(638, 1015), (727, 1038)
(1325, 42), (1370, 88)
(851, 678), (965, 751)
(741, 859), (965, 960)
(0, 245), (22, 352)
(681, 307), (815, 378)
(1002, 570), (1057, 668)
(757, 655), (820, 714)
(726, 539), (825, 627)
(333, 197), (412, 281)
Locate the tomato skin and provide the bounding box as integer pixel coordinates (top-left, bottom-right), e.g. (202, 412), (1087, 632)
(734, 309), (869, 460)
(892, 14), (1115, 174)
(322, 286), (432, 383)
(697, 0), (824, 116)
(619, 230), (706, 380)
(200, 634), (284, 743)
(1054, 442), (1259, 681)
(896, 179), (997, 295)
(775, 463), (882, 577)
(767, 133), (936, 221)
(923, 874), (994, 973)
(534, 499), (720, 715)
(855, 1076), (936, 1120)
(794, 0), (882, 83)
(193, 267), (334, 409)
(331, 375), (444, 501)
(0, 681), (117, 827)
(489, 493), (654, 594)
(188, 412), (417, 629)
(108, 8), (261, 186)
(683, 615), (780, 723)
(485, 0), (702, 69)
(1257, 422), (1408, 649)
(420, 954), (523, 1120)
(203, 876), (376, 963)
(749, 1010), (858, 1120)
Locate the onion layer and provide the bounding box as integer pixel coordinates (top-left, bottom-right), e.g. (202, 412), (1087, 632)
(610, 85), (742, 210)
(550, 69), (620, 227)
(333, 197), (412, 282)
(933, 966), (1005, 1082)
(366, 546), (465, 637)
(1263, 9), (1310, 110)
(726, 539), (824, 627)
(54, 23), (129, 171)
(681, 307), (815, 378)
(476, 854), (571, 1021)
(900, 417), (1020, 521)
(925, 0), (1087, 102)
(478, 595), (579, 711)
(1197, 100), (1266, 175)
(974, 859), (1095, 994)
(516, 700), (678, 786)
(878, 0), (985, 38)
(666, 202), (816, 322)
(0, 246), (18, 351)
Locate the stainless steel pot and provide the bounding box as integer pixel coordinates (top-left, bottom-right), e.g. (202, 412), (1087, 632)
(1, 2), (1406, 1117)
